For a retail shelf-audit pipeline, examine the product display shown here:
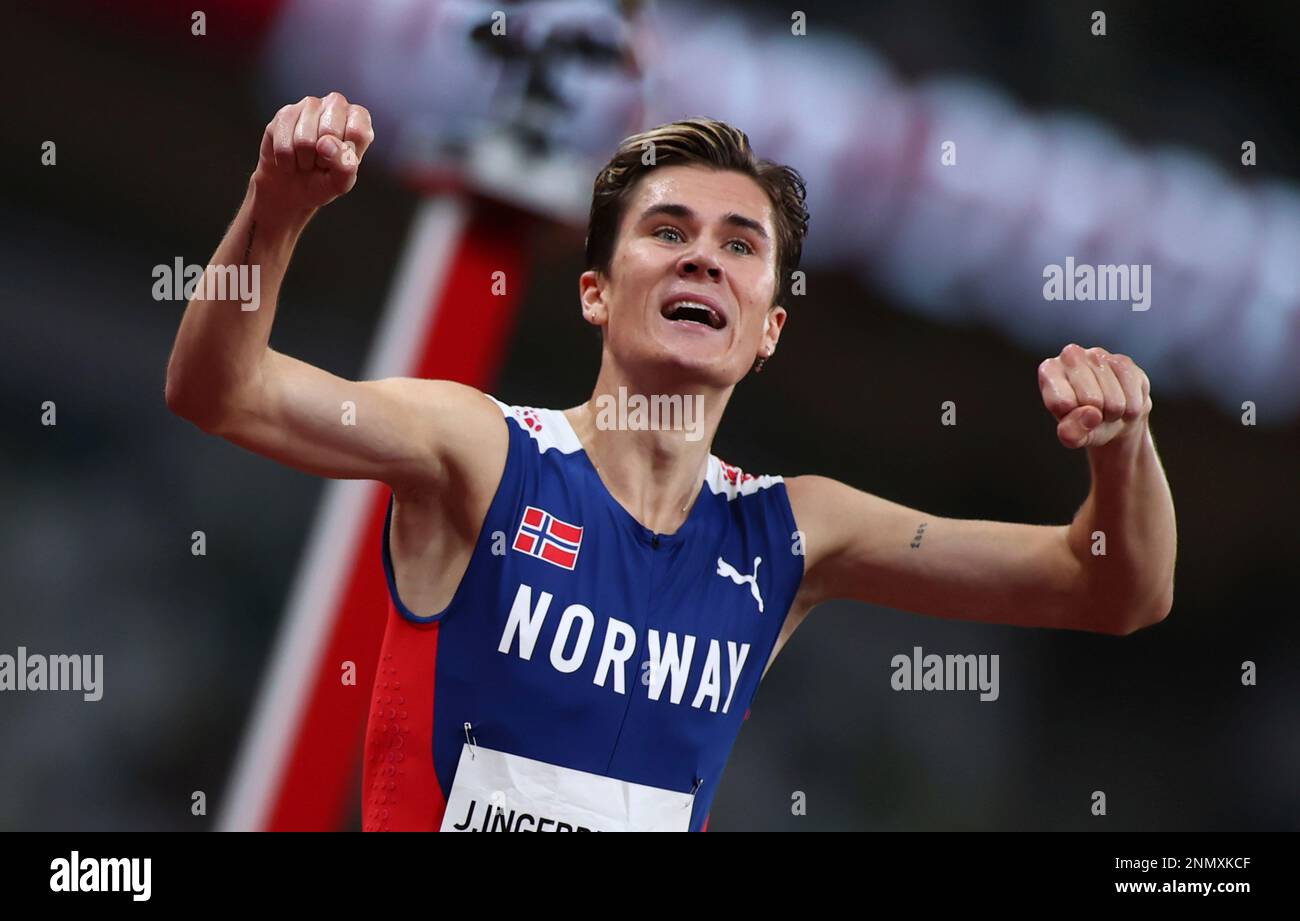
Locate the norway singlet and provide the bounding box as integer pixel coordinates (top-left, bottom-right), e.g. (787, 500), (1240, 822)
(362, 396), (804, 831)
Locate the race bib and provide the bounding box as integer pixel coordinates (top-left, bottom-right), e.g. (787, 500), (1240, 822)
(439, 744), (695, 832)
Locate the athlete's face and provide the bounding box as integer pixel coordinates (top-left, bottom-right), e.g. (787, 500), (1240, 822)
(580, 165), (787, 385)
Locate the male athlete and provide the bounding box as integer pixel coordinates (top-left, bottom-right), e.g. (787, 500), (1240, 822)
(165, 93), (1177, 832)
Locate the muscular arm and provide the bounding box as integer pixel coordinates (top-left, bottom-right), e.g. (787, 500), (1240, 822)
(788, 345), (1176, 637)
(165, 93), (504, 497)
(788, 476), (1092, 632)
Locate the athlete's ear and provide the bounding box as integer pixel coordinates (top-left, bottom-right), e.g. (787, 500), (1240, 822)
(762, 305), (787, 357)
(579, 269), (610, 329)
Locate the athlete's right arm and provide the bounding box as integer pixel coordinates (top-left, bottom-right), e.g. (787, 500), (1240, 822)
(164, 93), (503, 495)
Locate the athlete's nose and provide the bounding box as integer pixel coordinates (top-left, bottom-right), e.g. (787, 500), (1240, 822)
(677, 249), (723, 282)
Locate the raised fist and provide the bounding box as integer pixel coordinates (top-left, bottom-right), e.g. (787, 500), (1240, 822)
(1038, 344), (1152, 450)
(253, 92), (374, 213)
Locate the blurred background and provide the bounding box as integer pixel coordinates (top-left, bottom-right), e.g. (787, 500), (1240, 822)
(3, 0), (1297, 831)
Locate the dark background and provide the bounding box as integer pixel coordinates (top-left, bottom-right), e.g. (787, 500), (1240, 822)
(2, 0), (1296, 831)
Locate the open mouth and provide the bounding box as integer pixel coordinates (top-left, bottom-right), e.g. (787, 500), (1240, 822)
(661, 299), (726, 330)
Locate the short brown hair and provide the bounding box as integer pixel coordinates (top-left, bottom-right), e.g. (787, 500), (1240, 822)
(584, 118), (809, 305)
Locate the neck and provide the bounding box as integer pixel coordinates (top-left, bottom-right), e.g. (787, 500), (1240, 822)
(563, 360), (734, 535)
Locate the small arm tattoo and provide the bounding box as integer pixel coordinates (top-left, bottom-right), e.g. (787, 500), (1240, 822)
(910, 521), (928, 549)
(243, 220), (257, 264)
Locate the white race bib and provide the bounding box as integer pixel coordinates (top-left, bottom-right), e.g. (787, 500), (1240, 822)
(439, 744), (695, 832)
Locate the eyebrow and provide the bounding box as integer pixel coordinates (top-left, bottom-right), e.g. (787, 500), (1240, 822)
(637, 203), (770, 241)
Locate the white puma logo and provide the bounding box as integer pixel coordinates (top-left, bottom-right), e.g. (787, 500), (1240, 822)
(716, 556), (764, 613)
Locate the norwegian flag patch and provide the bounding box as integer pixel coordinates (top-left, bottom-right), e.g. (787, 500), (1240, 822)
(512, 506), (584, 570)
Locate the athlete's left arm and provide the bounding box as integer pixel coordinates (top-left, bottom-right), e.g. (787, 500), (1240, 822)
(786, 344), (1176, 636)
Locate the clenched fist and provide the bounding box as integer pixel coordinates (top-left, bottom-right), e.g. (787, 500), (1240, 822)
(1038, 344), (1152, 449)
(253, 92), (374, 213)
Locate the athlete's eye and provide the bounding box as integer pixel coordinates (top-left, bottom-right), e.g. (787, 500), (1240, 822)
(727, 238), (754, 256)
(653, 226), (684, 243)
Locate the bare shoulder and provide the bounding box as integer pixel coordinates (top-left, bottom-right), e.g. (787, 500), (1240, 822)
(782, 474), (849, 574)
(782, 473), (836, 514)
(364, 377), (505, 443)
(784, 473), (924, 539)
(783, 473), (931, 608)
(370, 378), (508, 501)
